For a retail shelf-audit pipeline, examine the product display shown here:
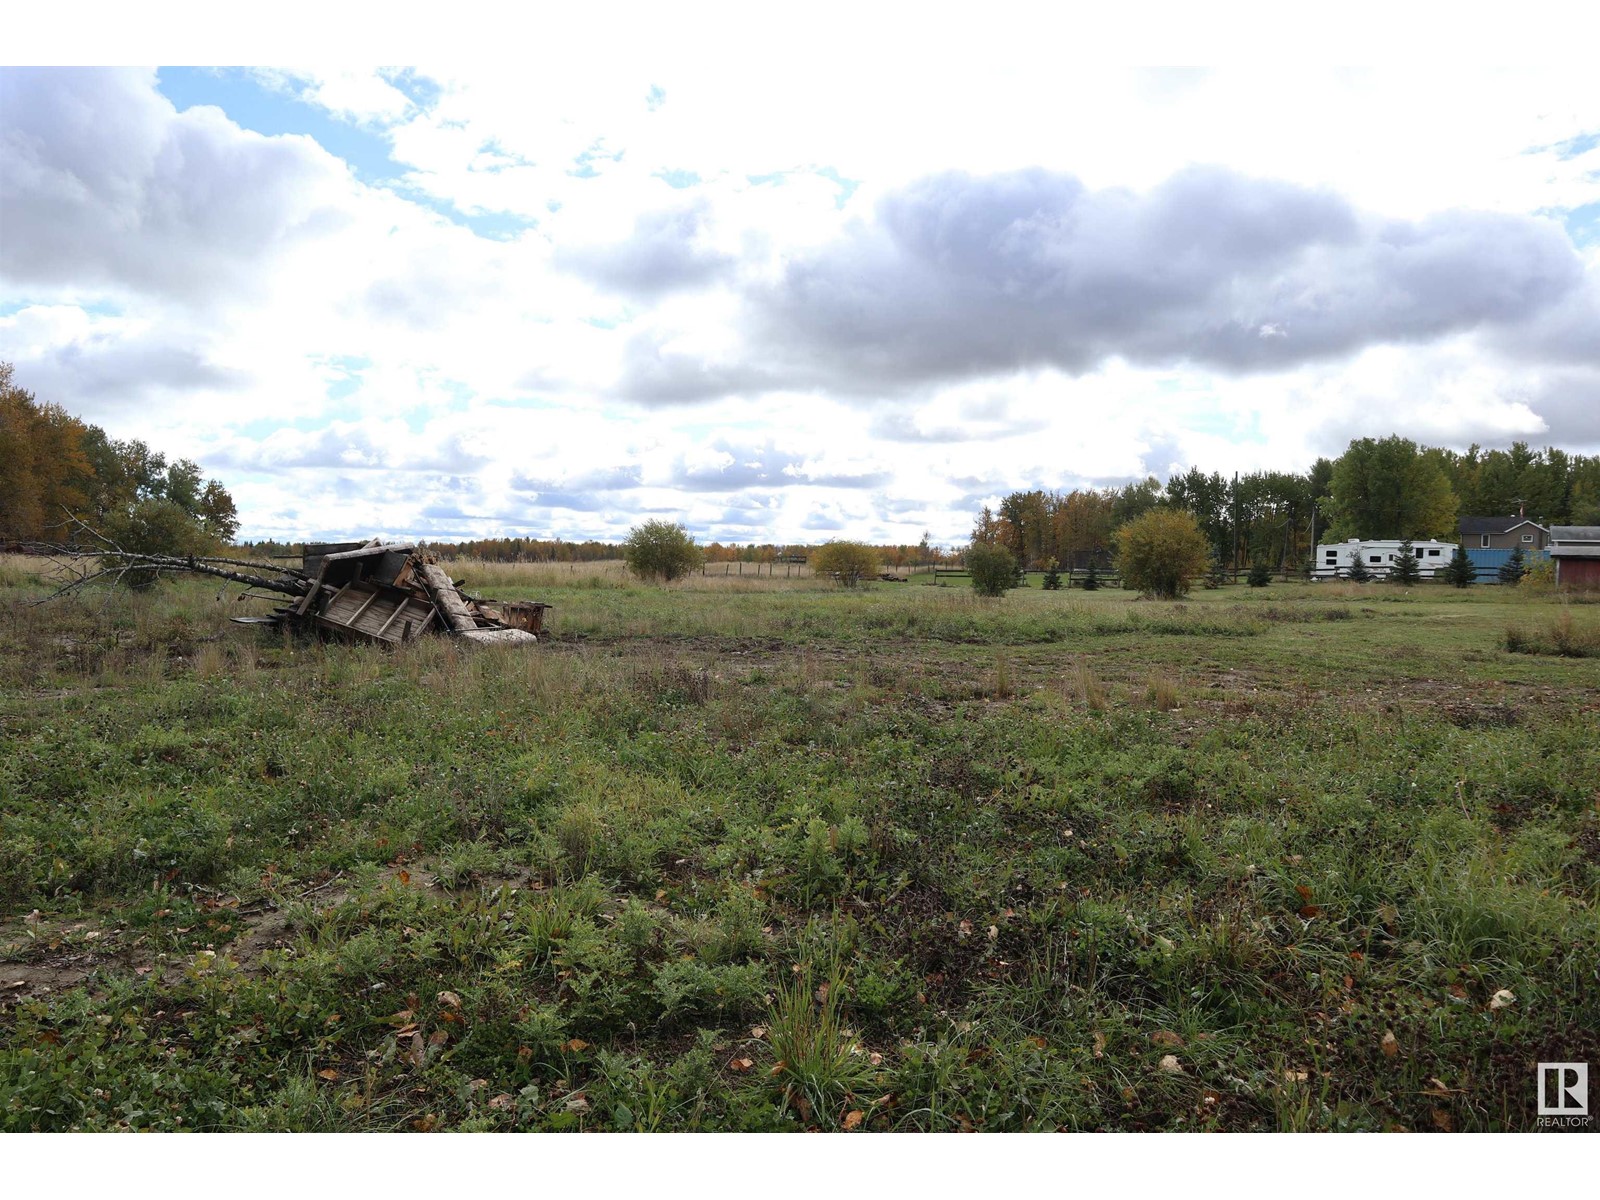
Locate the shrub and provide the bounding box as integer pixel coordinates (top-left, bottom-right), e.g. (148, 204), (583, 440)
(966, 542), (1016, 598)
(1247, 559), (1273, 588)
(1041, 559), (1062, 590)
(810, 541), (878, 587)
(1115, 510), (1211, 599)
(1081, 560), (1100, 591)
(622, 520), (703, 582)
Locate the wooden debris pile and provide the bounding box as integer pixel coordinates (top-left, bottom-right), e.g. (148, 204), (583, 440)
(235, 540), (550, 647)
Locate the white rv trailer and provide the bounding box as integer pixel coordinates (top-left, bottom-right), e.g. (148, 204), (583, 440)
(1312, 538), (1456, 580)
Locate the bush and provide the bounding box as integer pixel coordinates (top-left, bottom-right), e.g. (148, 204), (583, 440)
(810, 541), (878, 587)
(622, 520), (703, 582)
(1115, 510), (1211, 600)
(966, 542), (1017, 597)
(1247, 559), (1273, 588)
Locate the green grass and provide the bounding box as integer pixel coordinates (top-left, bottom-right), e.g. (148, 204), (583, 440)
(1, 557), (1596, 1131)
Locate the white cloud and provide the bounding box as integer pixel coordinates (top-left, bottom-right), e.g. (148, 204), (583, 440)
(2, 61), (1598, 546)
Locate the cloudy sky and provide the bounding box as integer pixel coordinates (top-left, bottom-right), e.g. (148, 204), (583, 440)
(3, 12), (1598, 545)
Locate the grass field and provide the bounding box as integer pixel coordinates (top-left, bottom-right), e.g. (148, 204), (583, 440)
(1, 555), (1597, 1131)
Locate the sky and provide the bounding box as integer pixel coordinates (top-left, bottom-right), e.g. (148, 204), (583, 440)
(3, 7), (1599, 547)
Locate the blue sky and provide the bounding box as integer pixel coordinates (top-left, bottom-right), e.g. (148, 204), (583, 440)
(3, 49), (1599, 544)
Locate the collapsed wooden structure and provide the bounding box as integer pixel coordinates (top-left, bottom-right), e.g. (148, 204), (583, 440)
(235, 540), (550, 647)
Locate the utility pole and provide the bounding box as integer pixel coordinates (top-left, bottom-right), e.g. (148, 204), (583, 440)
(1231, 472), (1240, 576)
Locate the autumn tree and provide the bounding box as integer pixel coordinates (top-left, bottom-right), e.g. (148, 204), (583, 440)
(966, 541), (1017, 598)
(1115, 510), (1211, 599)
(811, 540), (879, 585)
(623, 520), (703, 582)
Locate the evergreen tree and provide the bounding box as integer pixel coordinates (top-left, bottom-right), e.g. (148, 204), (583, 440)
(1248, 558), (1272, 587)
(1081, 560), (1100, 591)
(1345, 553), (1373, 582)
(1390, 540), (1422, 585)
(1498, 546), (1527, 586)
(1041, 559), (1062, 590)
(1443, 544), (1476, 588)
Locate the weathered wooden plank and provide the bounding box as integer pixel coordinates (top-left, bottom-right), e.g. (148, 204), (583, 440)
(418, 563), (478, 632)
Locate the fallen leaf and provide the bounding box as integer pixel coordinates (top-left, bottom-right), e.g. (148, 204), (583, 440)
(1029, 1036), (1049, 1050)
(406, 1032), (426, 1068)
(841, 1110), (864, 1131)
(1295, 885), (1313, 901)
(869, 1051), (884, 1066)
(1092, 1031), (1106, 1058)
(814, 982), (830, 1003)
(562, 1038), (590, 1053)
(428, 1029), (449, 1047)
(437, 990), (462, 1009)
(1299, 905), (1323, 919)
(1431, 1108), (1454, 1132)
(317, 1069), (339, 1081)
(412, 1113), (437, 1132)
(749, 1025), (767, 1039)
(769, 1060), (788, 1077)
(488, 1093), (515, 1111)
(1150, 1030), (1184, 1048)
(1283, 1068), (1309, 1083)
(1381, 1030), (1399, 1058)
(727, 1056), (754, 1073)
(1158, 1055), (1184, 1075)
(564, 1094), (589, 1114)
(1489, 988), (1515, 1011)
(398, 870), (411, 886)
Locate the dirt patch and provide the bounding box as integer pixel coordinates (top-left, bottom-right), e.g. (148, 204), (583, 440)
(0, 916), (148, 1005)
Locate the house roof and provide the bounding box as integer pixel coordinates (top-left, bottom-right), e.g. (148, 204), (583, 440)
(1549, 526), (1600, 543)
(1458, 516), (1549, 535)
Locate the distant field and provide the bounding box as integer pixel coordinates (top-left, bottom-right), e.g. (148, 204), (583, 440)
(1, 556), (1596, 1131)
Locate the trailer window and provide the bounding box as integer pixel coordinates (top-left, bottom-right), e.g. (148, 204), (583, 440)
(1368, 555), (1382, 564)
(1325, 552), (1337, 561)
(1427, 549), (1441, 557)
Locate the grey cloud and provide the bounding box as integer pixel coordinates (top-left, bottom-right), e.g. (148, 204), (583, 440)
(1, 331), (247, 420)
(509, 464), (643, 493)
(800, 513), (848, 531)
(1, 68), (354, 304)
(555, 201), (733, 296)
(618, 165), (1590, 401)
(614, 330), (777, 404)
(212, 429), (488, 474)
(666, 439), (889, 492)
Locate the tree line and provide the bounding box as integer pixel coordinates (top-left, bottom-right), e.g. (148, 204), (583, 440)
(0, 363), (239, 553)
(977, 436), (1600, 572)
